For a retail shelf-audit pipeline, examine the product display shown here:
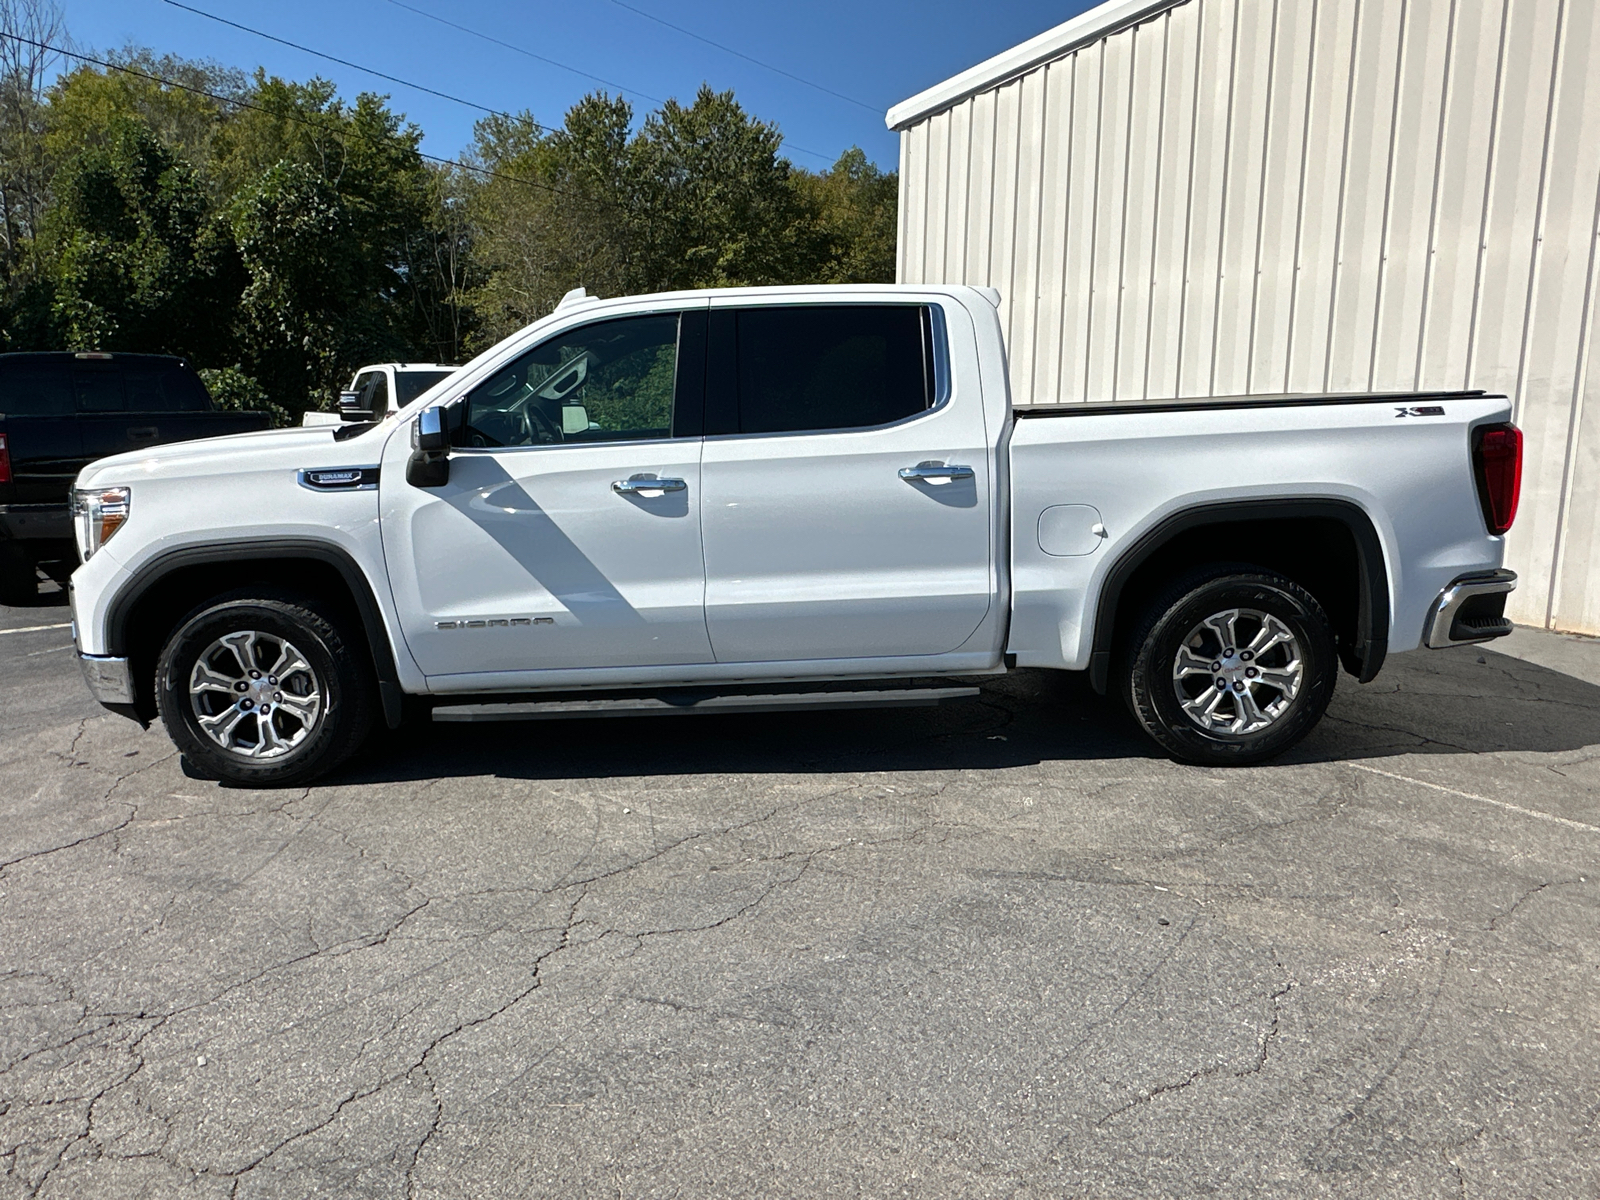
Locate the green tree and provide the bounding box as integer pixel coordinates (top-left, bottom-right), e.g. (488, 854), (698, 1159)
(216, 75), (469, 406)
(45, 48), (242, 180)
(465, 98), (636, 343)
(794, 147), (898, 284)
(628, 85), (814, 292)
(47, 118), (240, 359)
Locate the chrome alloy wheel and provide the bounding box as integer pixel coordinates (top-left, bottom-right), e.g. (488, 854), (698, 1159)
(187, 630), (323, 759)
(1171, 607), (1304, 736)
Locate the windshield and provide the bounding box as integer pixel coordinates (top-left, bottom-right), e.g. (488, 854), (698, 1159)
(395, 369), (455, 406)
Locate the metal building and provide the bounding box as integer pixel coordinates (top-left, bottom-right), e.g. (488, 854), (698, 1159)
(888, 0), (1600, 634)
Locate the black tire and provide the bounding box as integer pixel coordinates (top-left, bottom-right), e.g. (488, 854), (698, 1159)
(155, 590), (373, 787)
(1123, 567), (1337, 767)
(0, 542), (38, 606)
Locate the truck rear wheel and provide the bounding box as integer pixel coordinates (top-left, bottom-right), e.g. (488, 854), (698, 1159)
(155, 591), (373, 787)
(1124, 567), (1337, 766)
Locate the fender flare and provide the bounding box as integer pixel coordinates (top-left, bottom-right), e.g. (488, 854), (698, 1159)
(1086, 498), (1390, 693)
(106, 538), (404, 729)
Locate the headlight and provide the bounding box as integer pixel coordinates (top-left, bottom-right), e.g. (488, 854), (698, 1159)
(71, 486), (131, 562)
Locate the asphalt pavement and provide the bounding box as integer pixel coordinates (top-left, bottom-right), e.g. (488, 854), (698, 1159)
(2, 578), (1598, 1199)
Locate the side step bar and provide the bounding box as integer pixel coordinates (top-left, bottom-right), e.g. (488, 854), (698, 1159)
(432, 686), (981, 723)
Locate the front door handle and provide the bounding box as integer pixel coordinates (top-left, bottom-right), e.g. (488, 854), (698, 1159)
(612, 474), (687, 495)
(899, 462), (973, 484)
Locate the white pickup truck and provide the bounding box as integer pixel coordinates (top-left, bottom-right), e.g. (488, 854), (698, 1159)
(67, 285), (1523, 786)
(300, 363), (459, 427)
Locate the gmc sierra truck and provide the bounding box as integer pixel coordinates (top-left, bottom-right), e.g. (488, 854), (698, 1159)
(66, 285), (1522, 786)
(0, 352), (271, 603)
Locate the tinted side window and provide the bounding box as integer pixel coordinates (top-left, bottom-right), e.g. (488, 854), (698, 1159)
(0, 359), (73, 416)
(368, 371), (390, 415)
(463, 313), (680, 448)
(396, 370), (453, 406)
(73, 364), (125, 412)
(733, 305), (933, 435)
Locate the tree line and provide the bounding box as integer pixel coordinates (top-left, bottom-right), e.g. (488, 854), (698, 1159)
(0, 2), (897, 422)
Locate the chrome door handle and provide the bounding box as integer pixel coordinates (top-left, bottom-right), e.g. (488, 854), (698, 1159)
(612, 475), (687, 494)
(899, 462), (973, 483)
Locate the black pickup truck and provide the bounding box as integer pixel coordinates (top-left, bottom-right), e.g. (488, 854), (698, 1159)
(0, 352), (271, 602)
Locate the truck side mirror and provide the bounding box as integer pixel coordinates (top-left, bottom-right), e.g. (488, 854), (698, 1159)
(561, 404), (590, 436)
(338, 388), (373, 422)
(407, 403), (454, 487)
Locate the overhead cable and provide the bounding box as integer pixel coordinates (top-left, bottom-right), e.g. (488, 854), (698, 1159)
(601, 0), (881, 114)
(158, 0), (834, 164)
(379, 0), (664, 106)
(161, 0), (535, 124)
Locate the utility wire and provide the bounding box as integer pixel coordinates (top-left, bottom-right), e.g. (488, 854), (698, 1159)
(378, 0), (664, 106)
(1, 32), (584, 200)
(601, 0), (881, 114)
(159, 0), (835, 164)
(161, 0), (532, 124)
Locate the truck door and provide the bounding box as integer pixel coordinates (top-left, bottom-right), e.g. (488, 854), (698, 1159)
(381, 306), (714, 679)
(698, 301), (994, 664)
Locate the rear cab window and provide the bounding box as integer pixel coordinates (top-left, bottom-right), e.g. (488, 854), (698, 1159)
(67, 356), (212, 413)
(706, 305), (939, 436)
(396, 370), (454, 406)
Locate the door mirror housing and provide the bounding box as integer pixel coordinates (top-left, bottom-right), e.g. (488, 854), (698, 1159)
(561, 404), (591, 436)
(414, 403), (450, 453)
(337, 389), (373, 422)
(407, 402), (456, 487)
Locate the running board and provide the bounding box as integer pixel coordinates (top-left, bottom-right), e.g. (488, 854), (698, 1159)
(431, 686), (981, 723)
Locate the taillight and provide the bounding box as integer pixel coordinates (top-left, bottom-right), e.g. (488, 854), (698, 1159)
(1473, 423), (1522, 536)
(0, 434), (11, 485)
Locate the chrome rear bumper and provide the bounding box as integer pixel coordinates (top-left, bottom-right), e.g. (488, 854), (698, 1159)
(1424, 569), (1517, 648)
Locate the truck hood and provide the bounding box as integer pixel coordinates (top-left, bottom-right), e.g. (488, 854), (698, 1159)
(76, 420), (395, 488)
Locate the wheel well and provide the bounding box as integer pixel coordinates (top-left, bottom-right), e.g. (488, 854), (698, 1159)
(119, 557), (374, 722)
(1094, 508), (1389, 691)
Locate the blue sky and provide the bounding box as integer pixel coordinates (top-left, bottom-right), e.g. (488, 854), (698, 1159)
(51, 0), (1099, 170)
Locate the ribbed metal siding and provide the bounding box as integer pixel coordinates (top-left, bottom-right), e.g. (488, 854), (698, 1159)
(898, 0), (1600, 634)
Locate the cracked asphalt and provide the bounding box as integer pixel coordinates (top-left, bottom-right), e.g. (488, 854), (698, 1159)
(3, 579), (1599, 1198)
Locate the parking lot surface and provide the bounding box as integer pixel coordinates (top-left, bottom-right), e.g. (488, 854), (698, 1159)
(2, 583), (1598, 1199)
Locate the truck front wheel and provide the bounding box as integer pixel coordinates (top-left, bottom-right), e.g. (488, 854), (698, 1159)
(1124, 567), (1337, 766)
(155, 591), (374, 787)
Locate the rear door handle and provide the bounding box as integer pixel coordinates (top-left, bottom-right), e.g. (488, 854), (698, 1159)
(899, 462), (973, 483)
(612, 475), (687, 495)
(128, 426), (159, 441)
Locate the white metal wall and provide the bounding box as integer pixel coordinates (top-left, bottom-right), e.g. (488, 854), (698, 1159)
(897, 0), (1600, 634)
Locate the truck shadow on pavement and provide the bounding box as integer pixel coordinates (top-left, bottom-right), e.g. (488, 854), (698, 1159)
(330, 644), (1600, 785)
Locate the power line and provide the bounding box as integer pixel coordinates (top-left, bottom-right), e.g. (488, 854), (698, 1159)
(159, 0), (836, 165)
(378, 0), (663, 106)
(601, 0), (882, 114)
(160, 0), (535, 125)
(1, 33), (581, 200)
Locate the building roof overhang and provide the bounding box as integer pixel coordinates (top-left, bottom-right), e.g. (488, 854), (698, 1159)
(885, 0), (1189, 131)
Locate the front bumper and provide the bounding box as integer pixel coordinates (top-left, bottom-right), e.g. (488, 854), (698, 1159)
(1424, 569), (1517, 648)
(78, 651), (136, 706)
